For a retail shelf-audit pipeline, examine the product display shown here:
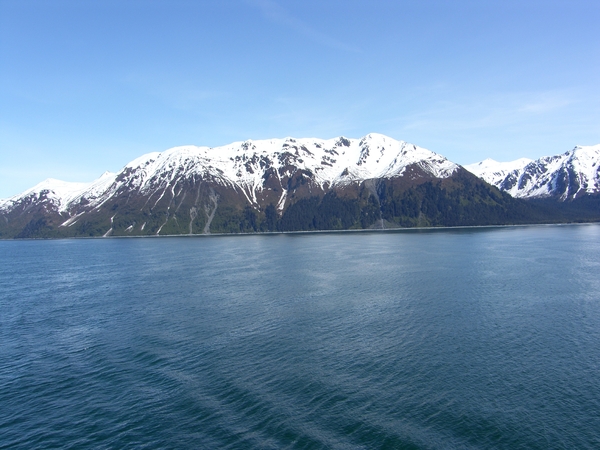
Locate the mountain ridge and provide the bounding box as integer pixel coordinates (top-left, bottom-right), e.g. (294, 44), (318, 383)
(1, 133), (458, 216)
(2, 134), (599, 238)
(465, 144), (600, 200)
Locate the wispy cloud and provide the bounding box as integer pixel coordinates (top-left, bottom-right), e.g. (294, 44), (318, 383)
(518, 93), (573, 113)
(389, 89), (578, 134)
(238, 94), (370, 139)
(168, 89), (230, 110)
(247, 0), (360, 53)
(371, 87), (594, 164)
(121, 72), (229, 110)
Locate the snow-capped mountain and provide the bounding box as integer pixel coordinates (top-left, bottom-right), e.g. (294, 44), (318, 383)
(1, 133), (457, 217)
(465, 145), (600, 200)
(0, 171), (116, 214)
(3, 134), (597, 238)
(464, 158), (532, 187)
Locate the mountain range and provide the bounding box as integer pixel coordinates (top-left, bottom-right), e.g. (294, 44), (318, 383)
(1, 134), (599, 238)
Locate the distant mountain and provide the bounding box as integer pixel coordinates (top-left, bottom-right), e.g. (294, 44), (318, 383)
(465, 145), (600, 200)
(463, 158), (533, 188)
(1, 135), (597, 238)
(0, 172), (117, 215)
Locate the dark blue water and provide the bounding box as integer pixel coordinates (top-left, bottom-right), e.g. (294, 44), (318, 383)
(1, 225), (600, 449)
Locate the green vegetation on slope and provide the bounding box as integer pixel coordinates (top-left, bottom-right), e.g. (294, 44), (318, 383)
(1, 169), (598, 239)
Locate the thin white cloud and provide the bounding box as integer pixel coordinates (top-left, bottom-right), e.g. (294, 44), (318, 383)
(518, 93), (573, 113)
(389, 89), (579, 133)
(247, 0), (361, 53)
(120, 72), (229, 110)
(372, 87), (600, 165)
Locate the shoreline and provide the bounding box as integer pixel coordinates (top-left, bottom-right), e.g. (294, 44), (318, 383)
(2, 221), (598, 241)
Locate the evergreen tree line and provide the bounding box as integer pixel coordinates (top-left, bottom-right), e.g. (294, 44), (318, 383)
(210, 177), (584, 234)
(3, 175), (598, 238)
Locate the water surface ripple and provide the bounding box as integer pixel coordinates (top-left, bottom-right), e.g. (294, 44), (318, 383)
(1, 225), (600, 449)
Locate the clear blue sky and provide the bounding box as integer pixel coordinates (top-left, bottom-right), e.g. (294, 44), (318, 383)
(1, 0), (599, 198)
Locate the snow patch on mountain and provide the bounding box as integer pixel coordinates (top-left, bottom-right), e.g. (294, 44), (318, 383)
(127, 133), (457, 193)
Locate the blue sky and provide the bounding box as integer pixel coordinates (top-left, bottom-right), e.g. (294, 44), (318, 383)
(1, 0), (599, 198)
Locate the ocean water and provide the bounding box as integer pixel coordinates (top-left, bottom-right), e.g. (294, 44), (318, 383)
(1, 224), (600, 449)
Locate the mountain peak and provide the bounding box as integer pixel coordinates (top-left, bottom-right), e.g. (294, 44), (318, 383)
(466, 144), (600, 200)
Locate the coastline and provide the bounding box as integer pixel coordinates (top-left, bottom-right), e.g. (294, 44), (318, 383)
(2, 220), (598, 241)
